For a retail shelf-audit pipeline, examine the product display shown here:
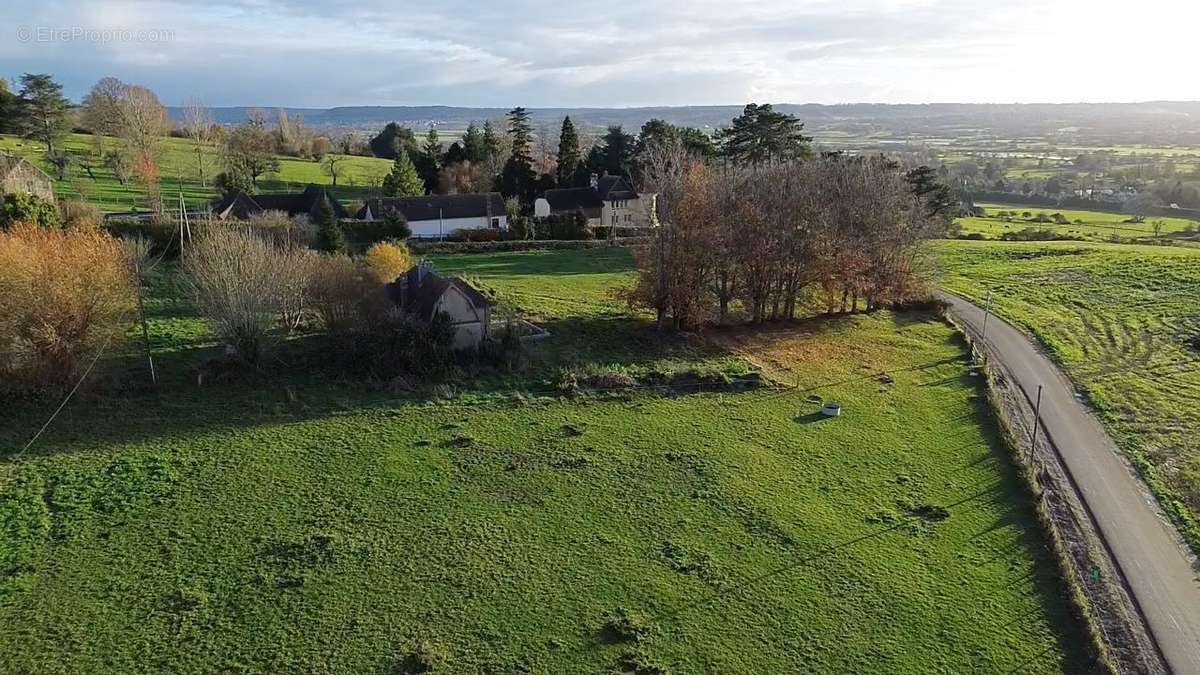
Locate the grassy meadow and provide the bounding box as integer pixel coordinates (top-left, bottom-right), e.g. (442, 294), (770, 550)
(0, 248), (1091, 673)
(956, 203), (1199, 241)
(0, 133), (394, 212)
(937, 240), (1200, 551)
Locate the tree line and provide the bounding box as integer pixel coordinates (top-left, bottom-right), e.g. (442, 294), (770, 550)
(628, 141), (956, 330)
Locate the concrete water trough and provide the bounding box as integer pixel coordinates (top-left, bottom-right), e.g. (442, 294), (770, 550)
(821, 402), (843, 418)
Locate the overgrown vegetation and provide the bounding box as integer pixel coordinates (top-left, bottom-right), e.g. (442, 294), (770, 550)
(0, 222), (134, 390)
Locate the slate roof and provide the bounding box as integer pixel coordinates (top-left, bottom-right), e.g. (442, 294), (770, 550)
(396, 266), (494, 322)
(211, 185), (349, 220)
(540, 175), (638, 217)
(357, 193), (504, 222)
(595, 175), (639, 201)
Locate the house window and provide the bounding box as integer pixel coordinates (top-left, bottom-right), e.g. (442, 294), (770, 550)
(490, 217), (500, 229)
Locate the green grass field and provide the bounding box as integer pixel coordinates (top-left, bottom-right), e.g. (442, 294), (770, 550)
(0, 133), (394, 212)
(956, 203), (1199, 241)
(937, 240), (1200, 551)
(0, 247), (1089, 673)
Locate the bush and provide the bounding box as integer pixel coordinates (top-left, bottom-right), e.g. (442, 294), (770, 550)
(247, 210), (314, 249)
(363, 241), (412, 283)
(59, 200), (101, 230)
(182, 227), (306, 364)
(0, 193), (60, 230)
(451, 227), (500, 242)
(342, 216), (412, 247)
(0, 222), (135, 389)
(313, 201), (344, 253)
(534, 212), (592, 240)
(307, 254), (375, 336)
(104, 218), (179, 258)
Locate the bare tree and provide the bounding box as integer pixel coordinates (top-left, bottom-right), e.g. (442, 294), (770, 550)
(80, 77), (125, 157)
(182, 97), (214, 186)
(323, 154), (347, 186)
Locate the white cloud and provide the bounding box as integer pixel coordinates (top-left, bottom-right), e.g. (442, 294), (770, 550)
(2, 0), (1197, 106)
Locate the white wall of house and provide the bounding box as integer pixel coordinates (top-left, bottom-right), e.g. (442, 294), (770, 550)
(433, 286), (490, 350)
(407, 214), (508, 239)
(600, 197), (648, 228)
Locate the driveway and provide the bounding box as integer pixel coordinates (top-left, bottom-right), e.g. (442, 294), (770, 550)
(939, 292), (1200, 673)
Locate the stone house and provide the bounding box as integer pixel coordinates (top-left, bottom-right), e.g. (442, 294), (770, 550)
(0, 155), (55, 203)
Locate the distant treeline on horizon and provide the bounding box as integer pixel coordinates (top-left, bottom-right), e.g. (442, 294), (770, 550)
(165, 101), (1200, 142)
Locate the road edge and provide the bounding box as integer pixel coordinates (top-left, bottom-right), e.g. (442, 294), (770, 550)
(941, 299), (1166, 674)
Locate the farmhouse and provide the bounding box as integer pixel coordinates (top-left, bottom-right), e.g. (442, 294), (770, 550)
(388, 262), (495, 350)
(210, 184), (349, 221)
(0, 154), (55, 202)
(534, 174), (649, 228)
(356, 193), (507, 239)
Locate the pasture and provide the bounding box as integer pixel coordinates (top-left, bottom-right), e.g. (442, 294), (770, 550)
(0, 133), (393, 212)
(937, 239), (1200, 552)
(0, 247), (1089, 673)
(956, 203), (1199, 241)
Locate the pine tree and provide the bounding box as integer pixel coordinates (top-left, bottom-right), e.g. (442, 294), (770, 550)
(556, 116), (580, 187)
(381, 148), (425, 197)
(423, 127), (442, 166)
(314, 199), (344, 253)
(499, 108), (537, 203)
(17, 74), (69, 153)
(482, 120), (501, 159)
(463, 122), (486, 162)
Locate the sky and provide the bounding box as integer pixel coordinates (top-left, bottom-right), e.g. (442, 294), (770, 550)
(2, 0), (1198, 108)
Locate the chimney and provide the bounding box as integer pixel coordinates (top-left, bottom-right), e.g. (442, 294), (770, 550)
(417, 260), (432, 284)
(589, 173), (598, 189)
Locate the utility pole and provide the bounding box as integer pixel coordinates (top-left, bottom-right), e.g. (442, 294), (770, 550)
(1030, 384), (1044, 453)
(981, 290), (993, 342)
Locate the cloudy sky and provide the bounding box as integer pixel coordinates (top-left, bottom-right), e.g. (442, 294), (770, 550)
(2, 0), (1196, 108)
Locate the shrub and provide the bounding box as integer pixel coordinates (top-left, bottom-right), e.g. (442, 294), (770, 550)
(182, 226), (305, 364)
(0, 193), (60, 230)
(59, 200), (101, 230)
(342, 216), (412, 247)
(0, 222), (135, 389)
(534, 212), (592, 240)
(104, 218), (179, 258)
(313, 201), (344, 253)
(247, 210), (314, 249)
(307, 254), (374, 336)
(363, 241), (412, 283)
(451, 227), (500, 242)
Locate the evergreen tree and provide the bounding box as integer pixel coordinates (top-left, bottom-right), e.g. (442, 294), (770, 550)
(443, 141), (467, 165)
(313, 199), (344, 253)
(423, 128), (442, 164)
(369, 122), (419, 159)
(17, 73), (69, 153)
(499, 108), (536, 203)
(462, 122), (487, 162)
(0, 79), (18, 135)
(556, 116), (580, 187)
(716, 103), (812, 166)
(482, 120), (501, 159)
(507, 107), (534, 164)
(381, 148), (425, 197)
(599, 125), (635, 179)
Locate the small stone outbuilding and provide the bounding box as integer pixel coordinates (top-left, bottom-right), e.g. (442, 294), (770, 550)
(389, 262), (494, 351)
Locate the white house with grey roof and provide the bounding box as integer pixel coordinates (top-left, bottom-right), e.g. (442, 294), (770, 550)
(534, 174), (651, 229)
(356, 192), (507, 239)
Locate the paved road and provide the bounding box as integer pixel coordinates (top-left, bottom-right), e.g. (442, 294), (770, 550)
(940, 292), (1200, 674)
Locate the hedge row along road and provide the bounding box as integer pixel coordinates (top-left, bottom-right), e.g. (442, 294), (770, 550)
(940, 292), (1200, 673)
